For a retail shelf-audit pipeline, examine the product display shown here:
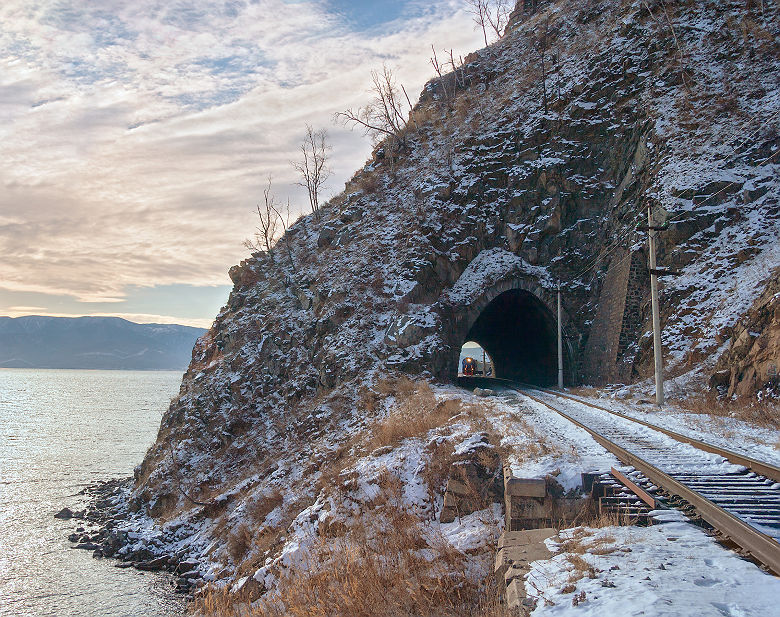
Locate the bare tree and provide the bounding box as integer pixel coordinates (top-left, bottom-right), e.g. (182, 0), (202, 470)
(534, 14), (551, 114)
(448, 49), (467, 90)
(292, 125), (331, 222)
(430, 45), (452, 107)
(335, 65), (413, 151)
(468, 0), (490, 47)
(430, 46), (468, 110)
(486, 0), (511, 39)
(466, 0), (511, 46)
(271, 198), (298, 273)
(244, 175), (279, 261)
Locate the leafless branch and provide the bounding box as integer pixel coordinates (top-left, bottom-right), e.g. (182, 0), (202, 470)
(485, 0), (511, 39)
(244, 175), (279, 261)
(335, 65), (411, 151)
(466, 0), (510, 46)
(291, 125), (331, 222)
(271, 198), (299, 273)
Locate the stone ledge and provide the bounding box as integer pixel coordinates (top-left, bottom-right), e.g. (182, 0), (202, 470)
(494, 528), (556, 615)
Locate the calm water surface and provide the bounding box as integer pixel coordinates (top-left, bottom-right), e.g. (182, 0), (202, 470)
(0, 369), (186, 617)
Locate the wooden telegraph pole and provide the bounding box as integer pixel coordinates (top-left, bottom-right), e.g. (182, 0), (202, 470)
(648, 206), (664, 406)
(557, 281), (563, 389)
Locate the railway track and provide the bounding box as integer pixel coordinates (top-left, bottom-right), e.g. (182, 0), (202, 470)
(459, 377), (780, 575)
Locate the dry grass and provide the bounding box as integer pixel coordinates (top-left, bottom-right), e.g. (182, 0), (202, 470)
(193, 379), (511, 615)
(558, 528), (618, 555)
(420, 438), (457, 506)
(354, 170), (380, 194)
(678, 392), (780, 430)
(367, 379), (461, 450)
(554, 528), (619, 594)
(246, 489), (284, 525)
(227, 523), (253, 563)
(566, 386), (599, 397)
(505, 414), (564, 464)
(191, 488), (505, 617)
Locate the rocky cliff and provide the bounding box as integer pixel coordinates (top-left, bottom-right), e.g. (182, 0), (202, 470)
(130, 0), (779, 594)
(713, 266), (780, 397)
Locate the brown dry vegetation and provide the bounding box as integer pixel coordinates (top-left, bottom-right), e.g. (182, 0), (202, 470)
(191, 485), (507, 617)
(503, 414), (564, 464)
(368, 378), (473, 450)
(246, 490), (284, 525)
(554, 527), (620, 594)
(678, 392), (780, 430)
(189, 380), (512, 616)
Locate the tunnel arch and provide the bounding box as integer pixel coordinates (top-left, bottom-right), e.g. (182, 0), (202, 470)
(464, 289), (559, 385)
(443, 275), (576, 387)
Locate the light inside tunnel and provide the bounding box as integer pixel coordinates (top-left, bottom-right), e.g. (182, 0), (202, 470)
(459, 341), (493, 376)
(462, 289), (560, 386)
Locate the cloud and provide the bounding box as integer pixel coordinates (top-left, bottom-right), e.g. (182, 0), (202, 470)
(0, 0), (484, 316)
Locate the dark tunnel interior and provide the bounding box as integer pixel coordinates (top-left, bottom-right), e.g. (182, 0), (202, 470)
(463, 289), (560, 386)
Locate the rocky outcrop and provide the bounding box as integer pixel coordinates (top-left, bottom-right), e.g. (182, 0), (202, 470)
(131, 0), (779, 565)
(713, 269), (780, 397)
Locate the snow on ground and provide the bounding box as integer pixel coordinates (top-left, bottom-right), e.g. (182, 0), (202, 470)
(450, 385), (780, 615)
(531, 390), (749, 476)
(117, 380), (779, 609)
(563, 389), (780, 466)
(487, 389), (622, 489)
(526, 510), (780, 617)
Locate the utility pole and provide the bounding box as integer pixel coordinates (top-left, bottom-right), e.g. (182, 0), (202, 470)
(557, 281), (564, 389)
(648, 205), (664, 406)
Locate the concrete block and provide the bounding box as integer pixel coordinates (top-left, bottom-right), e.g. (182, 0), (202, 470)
(510, 496), (550, 519)
(505, 477), (546, 498)
(505, 577), (526, 609)
(499, 528), (558, 548)
(494, 529), (555, 614)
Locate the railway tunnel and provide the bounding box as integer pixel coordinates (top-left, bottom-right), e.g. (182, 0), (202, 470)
(459, 289), (564, 387)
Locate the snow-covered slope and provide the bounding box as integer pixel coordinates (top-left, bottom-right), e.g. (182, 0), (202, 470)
(124, 0), (779, 608)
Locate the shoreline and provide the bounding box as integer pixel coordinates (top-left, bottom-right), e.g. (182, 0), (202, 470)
(58, 478), (204, 599)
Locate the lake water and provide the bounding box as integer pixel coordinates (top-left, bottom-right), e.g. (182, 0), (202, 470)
(0, 369), (186, 617)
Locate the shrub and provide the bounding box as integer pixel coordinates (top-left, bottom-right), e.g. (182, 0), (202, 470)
(678, 392), (780, 430)
(192, 497), (503, 617)
(247, 489), (284, 525)
(227, 523), (253, 563)
(368, 380), (457, 449)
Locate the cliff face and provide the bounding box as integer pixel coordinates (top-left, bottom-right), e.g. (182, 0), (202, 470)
(713, 267), (780, 398)
(132, 0), (778, 580)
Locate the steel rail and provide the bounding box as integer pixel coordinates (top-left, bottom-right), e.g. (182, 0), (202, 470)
(515, 387), (780, 576)
(459, 376), (780, 482)
(536, 388), (780, 483)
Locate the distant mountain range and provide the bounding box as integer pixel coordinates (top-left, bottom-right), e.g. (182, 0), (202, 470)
(0, 316), (207, 370)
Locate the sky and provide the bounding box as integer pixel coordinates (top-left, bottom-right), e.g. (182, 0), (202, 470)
(0, 0), (485, 328)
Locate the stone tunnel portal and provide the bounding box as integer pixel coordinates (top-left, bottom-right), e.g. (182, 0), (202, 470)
(463, 289), (561, 386)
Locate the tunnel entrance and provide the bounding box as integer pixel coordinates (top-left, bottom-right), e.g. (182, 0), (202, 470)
(462, 289), (560, 386)
(459, 341), (493, 376)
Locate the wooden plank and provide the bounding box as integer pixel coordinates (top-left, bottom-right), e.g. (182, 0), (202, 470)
(611, 467), (658, 509)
